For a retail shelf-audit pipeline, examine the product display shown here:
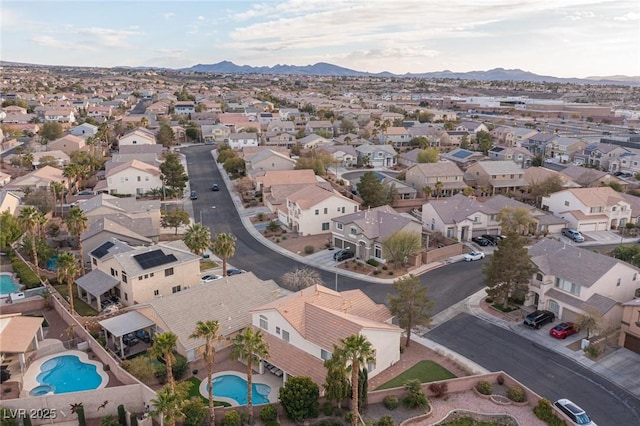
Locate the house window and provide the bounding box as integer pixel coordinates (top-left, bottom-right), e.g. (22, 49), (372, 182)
(350, 227), (357, 235)
(124, 292), (128, 301)
(172, 285), (181, 293)
(324, 208), (328, 214)
(474, 216), (480, 223)
(612, 206), (616, 211)
(138, 276), (143, 281)
(446, 228), (454, 238)
(367, 362), (376, 373)
(276, 326), (281, 335)
(617, 278), (621, 287)
(154, 289), (159, 296)
(374, 245), (382, 259)
(144, 274), (148, 279)
(321, 349), (331, 361)
(315, 209), (319, 215)
(536, 273), (543, 281)
(259, 315), (268, 330)
(322, 222), (330, 231)
(92, 258), (97, 265)
(110, 268), (117, 277)
(564, 201), (570, 207)
(165, 267), (174, 277)
(555, 277), (580, 296)
(137, 176), (141, 182)
(282, 330), (290, 342)
(122, 272), (128, 283)
(337, 223), (343, 230)
(634, 273), (637, 281)
(548, 300), (559, 315)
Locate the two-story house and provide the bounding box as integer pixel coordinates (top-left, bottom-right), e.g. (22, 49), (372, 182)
(541, 187), (631, 231)
(70, 123), (98, 138)
(355, 144), (397, 168)
(318, 145), (357, 167)
(522, 132), (557, 156)
(43, 109), (75, 123)
(201, 124), (231, 145)
(103, 159), (163, 196)
(251, 285), (402, 389)
(332, 205), (422, 262)
(264, 131), (297, 149)
(228, 132), (259, 150)
(527, 238), (640, 325)
(487, 146), (535, 168)
(557, 165), (619, 188)
(618, 298), (640, 354)
(466, 160), (527, 195)
(3, 166), (67, 193)
(456, 120), (488, 135)
(118, 128), (156, 146)
(546, 137), (588, 160)
(440, 148), (485, 170)
(510, 128), (539, 148)
(440, 131), (470, 149)
(48, 134), (87, 156)
(174, 102), (196, 115)
(245, 149), (296, 176)
(381, 127), (411, 147)
(405, 160), (467, 197)
(583, 143), (630, 170)
(305, 120), (334, 137)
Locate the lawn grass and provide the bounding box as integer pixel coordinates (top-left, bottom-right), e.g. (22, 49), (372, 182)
(184, 377), (230, 407)
(54, 284), (98, 317)
(200, 260), (219, 271)
(376, 360), (456, 390)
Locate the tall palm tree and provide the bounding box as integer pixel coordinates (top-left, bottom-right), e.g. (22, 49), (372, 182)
(65, 206), (88, 271)
(339, 334), (375, 426)
(22, 152), (34, 171)
(36, 213), (48, 239)
(190, 320), (220, 426)
(150, 332), (178, 392)
(63, 164), (79, 192)
(231, 328), (269, 425)
(151, 385), (184, 426)
(57, 252), (79, 315)
(50, 181), (65, 217)
(213, 233), (236, 277)
(15, 146), (24, 175)
(18, 206), (42, 278)
(183, 223), (211, 256)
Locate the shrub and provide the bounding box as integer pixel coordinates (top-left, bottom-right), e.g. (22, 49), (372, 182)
(117, 404), (127, 426)
(278, 376), (319, 421)
(497, 375), (505, 386)
(475, 380), (493, 395)
(507, 386), (527, 403)
(130, 414), (138, 426)
(0, 408), (18, 426)
(172, 354), (189, 380)
(304, 245), (315, 254)
(388, 271), (394, 276)
(345, 412), (354, 424)
(534, 398), (567, 426)
(383, 395), (398, 411)
(260, 404), (278, 423)
(377, 415), (395, 426)
(322, 401), (333, 416)
(373, 270), (380, 275)
(485, 297), (494, 304)
(428, 382), (448, 399)
(10, 256), (41, 288)
(366, 259), (380, 267)
(101, 415), (119, 426)
(402, 379), (429, 409)
(382, 265), (388, 271)
(282, 236), (287, 240)
(222, 410), (241, 426)
(77, 406), (86, 426)
(584, 345), (600, 359)
(275, 238), (280, 243)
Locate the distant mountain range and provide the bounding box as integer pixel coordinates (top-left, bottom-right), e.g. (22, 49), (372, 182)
(182, 61), (639, 85)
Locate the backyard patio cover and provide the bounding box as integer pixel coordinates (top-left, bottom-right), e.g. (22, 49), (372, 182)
(99, 311), (155, 337)
(0, 315), (43, 353)
(76, 269), (119, 297)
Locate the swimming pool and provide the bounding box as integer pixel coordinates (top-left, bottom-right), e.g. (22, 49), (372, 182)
(208, 374), (271, 405)
(46, 255), (58, 271)
(31, 355), (104, 395)
(0, 273), (20, 296)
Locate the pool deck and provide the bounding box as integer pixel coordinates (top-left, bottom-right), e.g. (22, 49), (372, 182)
(20, 350), (109, 398)
(199, 370), (282, 407)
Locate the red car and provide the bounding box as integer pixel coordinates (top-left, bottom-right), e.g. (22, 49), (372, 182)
(549, 322), (580, 339)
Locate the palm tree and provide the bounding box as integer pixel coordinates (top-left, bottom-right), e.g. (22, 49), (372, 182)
(50, 181), (65, 217)
(212, 233), (236, 277)
(150, 332), (178, 392)
(183, 223), (211, 256)
(231, 328), (269, 425)
(151, 385), (184, 426)
(63, 164), (80, 192)
(14, 146), (24, 175)
(435, 180), (444, 199)
(57, 252), (79, 315)
(65, 207), (88, 271)
(190, 320), (220, 426)
(18, 206), (42, 278)
(338, 334), (375, 426)
(22, 152), (34, 171)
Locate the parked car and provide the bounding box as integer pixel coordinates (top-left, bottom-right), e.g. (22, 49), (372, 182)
(561, 228), (585, 242)
(523, 310), (555, 329)
(480, 234), (499, 245)
(135, 329), (151, 343)
(550, 322), (580, 339)
(333, 249), (355, 262)
(226, 268), (245, 276)
(122, 333), (139, 346)
(554, 399), (597, 425)
(464, 251), (485, 261)
(201, 274), (222, 283)
(211, 183), (220, 191)
(471, 236), (491, 246)
(190, 190), (198, 200)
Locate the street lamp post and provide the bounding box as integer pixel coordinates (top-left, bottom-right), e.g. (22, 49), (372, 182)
(335, 267), (338, 291)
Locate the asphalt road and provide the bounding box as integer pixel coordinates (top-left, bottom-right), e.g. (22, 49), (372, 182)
(427, 313), (640, 426)
(184, 145), (486, 311)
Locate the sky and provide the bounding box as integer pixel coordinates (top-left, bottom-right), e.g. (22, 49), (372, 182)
(2, 0), (639, 78)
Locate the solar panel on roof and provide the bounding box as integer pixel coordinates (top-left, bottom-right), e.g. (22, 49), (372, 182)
(91, 241), (115, 259)
(133, 249), (178, 270)
(452, 150), (473, 159)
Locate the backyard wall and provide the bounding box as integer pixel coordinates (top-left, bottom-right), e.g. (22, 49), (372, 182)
(421, 243), (465, 264)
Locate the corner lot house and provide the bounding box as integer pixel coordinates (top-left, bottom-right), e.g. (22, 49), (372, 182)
(285, 184), (359, 235)
(527, 238), (640, 325)
(251, 285), (402, 388)
(541, 187), (631, 231)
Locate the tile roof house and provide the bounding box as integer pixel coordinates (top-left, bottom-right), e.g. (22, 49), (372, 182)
(487, 146), (535, 168)
(619, 193), (640, 225)
(546, 137), (588, 159)
(465, 160), (527, 195)
(255, 169), (319, 192)
(380, 127), (411, 147)
(618, 298), (640, 355)
(228, 132), (259, 150)
(398, 148), (423, 167)
(556, 165), (619, 188)
(118, 128), (157, 146)
(70, 123), (99, 138)
(405, 160), (467, 197)
(305, 120), (334, 137)
(332, 205), (423, 262)
(251, 285), (402, 389)
(522, 132), (557, 156)
(263, 131), (297, 148)
(201, 124), (231, 145)
(3, 166), (67, 193)
(541, 187), (631, 231)
(355, 144), (397, 168)
(48, 134), (87, 155)
(102, 159), (162, 196)
(318, 145), (358, 167)
(527, 238), (640, 325)
(582, 143), (630, 170)
(245, 149), (296, 177)
(456, 120), (488, 134)
(440, 148), (485, 169)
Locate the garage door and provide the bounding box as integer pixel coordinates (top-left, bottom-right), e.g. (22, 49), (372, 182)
(623, 333), (640, 354)
(562, 308), (580, 322)
(578, 223), (597, 232)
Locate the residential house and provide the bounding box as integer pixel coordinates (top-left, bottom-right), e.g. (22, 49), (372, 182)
(440, 148), (485, 170)
(582, 143), (630, 169)
(526, 238), (640, 325)
(78, 239), (201, 310)
(465, 160), (527, 194)
(380, 175), (417, 199)
(332, 205), (422, 262)
(285, 184), (360, 235)
(523, 167), (581, 190)
(355, 144), (397, 168)
(406, 125), (439, 147)
(145, 101), (169, 116)
(299, 134), (331, 149)
(398, 148), (423, 167)
(118, 128), (156, 146)
(112, 145), (165, 167)
(557, 165), (619, 188)
(405, 160), (467, 197)
(490, 126), (515, 145)
(487, 146), (535, 168)
(32, 150), (71, 168)
(174, 102), (196, 115)
(381, 127), (411, 147)
(619, 193), (640, 225)
(87, 106), (112, 122)
(618, 298), (640, 354)
(522, 132), (557, 156)
(251, 285), (402, 388)
(510, 128), (539, 148)
(440, 131), (470, 149)
(0, 171), (11, 188)
(228, 132), (259, 150)
(201, 124), (231, 145)
(0, 314), (45, 371)
(70, 123), (98, 138)
(541, 187), (631, 231)
(218, 113), (253, 133)
(0, 191), (21, 215)
(264, 131), (297, 148)
(318, 145), (357, 167)
(609, 152), (640, 175)
(48, 134), (87, 155)
(305, 121), (334, 137)
(255, 169), (319, 193)
(456, 120), (488, 135)
(43, 109), (75, 123)
(334, 133), (369, 146)
(102, 159), (162, 196)
(245, 149), (296, 176)
(546, 137), (588, 160)
(266, 119), (296, 134)
(3, 166), (67, 193)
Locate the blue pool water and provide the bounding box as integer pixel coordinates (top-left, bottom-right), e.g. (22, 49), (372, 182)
(209, 375), (271, 405)
(0, 274), (20, 295)
(34, 355), (102, 394)
(46, 255), (58, 271)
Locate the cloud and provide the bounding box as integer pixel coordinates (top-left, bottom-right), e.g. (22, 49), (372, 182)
(197, 16), (205, 21)
(563, 10), (595, 21)
(614, 12), (640, 21)
(163, 12), (175, 20)
(75, 27), (141, 48)
(31, 35), (68, 48)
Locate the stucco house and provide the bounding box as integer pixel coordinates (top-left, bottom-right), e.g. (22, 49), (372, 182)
(465, 160), (527, 195)
(245, 149), (296, 176)
(618, 298), (640, 354)
(332, 205), (422, 263)
(103, 159), (163, 196)
(546, 137), (588, 159)
(0, 191), (21, 215)
(70, 123), (99, 138)
(380, 127), (411, 147)
(583, 143), (630, 170)
(264, 131), (297, 148)
(48, 134), (87, 155)
(526, 238), (640, 325)
(318, 145), (358, 167)
(251, 285), (402, 389)
(228, 132), (259, 150)
(557, 165), (619, 188)
(405, 160), (467, 197)
(456, 120), (488, 135)
(201, 124), (232, 145)
(3, 166), (67, 193)
(355, 144), (397, 168)
(541, 187), (631, 231)
(305, 120), (334, 137)
(118, 128), (156, 146)
(174, 102), (196, 115)
(487, 146), (535, 168)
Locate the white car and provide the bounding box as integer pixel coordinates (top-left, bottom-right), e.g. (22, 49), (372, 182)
(464, 251), (485, 261)
(201, 274), (222, 283)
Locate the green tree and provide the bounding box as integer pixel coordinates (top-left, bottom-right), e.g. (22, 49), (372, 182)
(358, 367), (368, 412)
(57, 252), (79, 315)
(39, 121), (63, 143)
(160, 153), (189, 197)
(382, 230), (422, 266)
(18, 206), (43, 278)
(528, 175), (564, 207)
(50, 181), (66, 217)
(151, 383), (189, 426)
(217, 148), (237, 164)
(0, 211), (22, 248)
(476, 130), (493, 155)
(336, 334), (375, 426)
(417, 148), (439, 163)
(223, 157), (246, 175)
(100, 415), (119, 426)
(156, 123), (176, 147)
(186, 126), (200, 142)
(577, 308), (604, 339)
(183, 223), (211, 256)
(65, 206), (88, 270)
(231, 327), (269, 425)
(278, 376), (320, 421)
(213, 233), (236, 277)
(356, 171), (389, 208)
(161, 209), (191, 235)
(121, 356), (156, 383)
(388, 275), (434, 347)
(182, 398), (208, 426)
(323, 351), (350, 410)
(190, 320), (221, 426)
(498, 206), (535, 236)
(402, 379), (429, 409)
(150, 332), (179, 392)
